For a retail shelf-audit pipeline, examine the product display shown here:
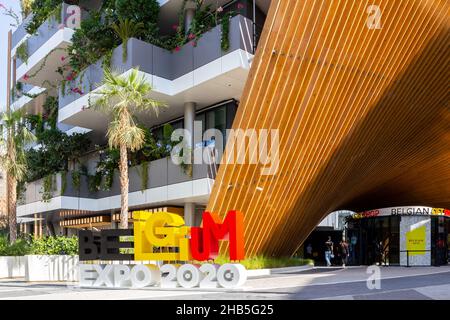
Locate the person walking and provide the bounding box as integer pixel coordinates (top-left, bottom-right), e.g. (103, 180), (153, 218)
(306, 243), (313, 259)
(339, 239), (350, 267)
(324, 236), (334, 267)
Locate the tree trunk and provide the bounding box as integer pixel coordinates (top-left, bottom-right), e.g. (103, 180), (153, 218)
(118, 142), (129, 229)
(7, 176), (17, 243)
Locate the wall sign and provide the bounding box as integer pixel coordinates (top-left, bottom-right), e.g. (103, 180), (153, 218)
(78, 210), (247, 289)
(406, 225), (426, 256)
(400, 216), (431, 266)
(353, 206), (450, 219)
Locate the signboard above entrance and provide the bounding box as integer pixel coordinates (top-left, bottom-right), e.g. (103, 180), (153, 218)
(353, 206), (450, 219)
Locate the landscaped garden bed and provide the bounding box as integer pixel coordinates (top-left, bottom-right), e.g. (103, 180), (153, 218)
(0, 235), (78, 281)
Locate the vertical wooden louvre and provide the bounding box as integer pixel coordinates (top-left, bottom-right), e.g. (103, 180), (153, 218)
(207, 0), (450, 257)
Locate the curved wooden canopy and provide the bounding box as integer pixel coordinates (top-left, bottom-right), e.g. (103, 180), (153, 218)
(207, 0), (450, 257)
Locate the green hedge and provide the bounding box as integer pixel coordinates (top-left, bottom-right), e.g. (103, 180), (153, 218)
(198, 255), (314, 270)
(0, 236), (78, 256)
(0, 236), (31, 256)
(30, 236), (78, 255)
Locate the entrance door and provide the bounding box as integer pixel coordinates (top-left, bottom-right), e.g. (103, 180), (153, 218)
(432, 217), (449, 266)
(347, 217), (400, 265)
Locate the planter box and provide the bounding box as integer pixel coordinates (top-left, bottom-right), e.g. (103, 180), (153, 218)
(0, 256), (26, 278)
(25, 255), (78, 282)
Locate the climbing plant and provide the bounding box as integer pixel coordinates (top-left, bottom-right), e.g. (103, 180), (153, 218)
(71, 169), (81, 190)
(42, 174), (56, 202)
(25, 128), (90, 184)
(68, 10), (119, 75)
(96, 147), (120, 191)
(23, 47), (66, 82)
(115, 0), (160, 44)
(187, 1), (215, 47)
(60, 170), (67, 196)
(42, 96), (58, 129)
(221, 12), (233, 51)
(139, 161), (149, 192)
(25, 0), (75, 35)
(16, 41), (29, 64)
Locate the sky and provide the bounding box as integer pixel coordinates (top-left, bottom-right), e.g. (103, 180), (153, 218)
(0, 0), (22, 108)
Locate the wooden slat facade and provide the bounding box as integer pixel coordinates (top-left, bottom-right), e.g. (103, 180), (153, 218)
(207, 0), (450, 257)
(60, 215), (111, 229)
(112, 207), (184, 222)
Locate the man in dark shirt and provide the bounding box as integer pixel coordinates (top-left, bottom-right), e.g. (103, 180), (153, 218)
(325, 236), (334, 266)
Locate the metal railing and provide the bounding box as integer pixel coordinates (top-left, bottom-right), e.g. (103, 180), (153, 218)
(400, 250), (431, 267)
(202, 0), (262, 54)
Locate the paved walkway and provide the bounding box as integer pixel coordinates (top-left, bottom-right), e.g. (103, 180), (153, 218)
(1, 266), (449, 300)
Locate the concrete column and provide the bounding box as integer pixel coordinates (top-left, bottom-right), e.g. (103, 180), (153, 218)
(111, 210), (116, 229)
(184, 0), (196, 34)
(184, 102), (196, 149)
(184, 203), (195, 226)
(34, 214), (37, 239)
(39, 213), (43, 238)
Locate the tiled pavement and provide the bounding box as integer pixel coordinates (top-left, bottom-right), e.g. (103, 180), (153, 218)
(1, 266), (450, 300)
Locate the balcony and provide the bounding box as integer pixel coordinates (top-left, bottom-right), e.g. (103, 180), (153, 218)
(58, 14), (254, 132)
(11, 14), (33, 53)
(8, 83), (89, 135)
(10, 83), (46, 113)
(13, 3), (87, 88)
(17, 155), (216, 217)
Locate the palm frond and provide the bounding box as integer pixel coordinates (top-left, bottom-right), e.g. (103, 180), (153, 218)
(93, 67), (166, 154)
(112, 19), (145, 63)
(0, 109), (35, 181)
(120, 125), (145, 152)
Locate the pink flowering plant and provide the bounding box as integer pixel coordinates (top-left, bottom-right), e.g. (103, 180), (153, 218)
(0, 2), (21, 27)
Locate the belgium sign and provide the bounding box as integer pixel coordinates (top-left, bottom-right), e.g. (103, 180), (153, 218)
(78, 210), (247, 289)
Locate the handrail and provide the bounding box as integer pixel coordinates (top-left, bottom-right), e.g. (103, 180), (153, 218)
(202, 0), (260, 54)
(400, 250), (431, 267)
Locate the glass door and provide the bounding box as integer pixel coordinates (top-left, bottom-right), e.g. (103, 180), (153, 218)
(387, 216), (400, 265)
(432, 217), (448, 266)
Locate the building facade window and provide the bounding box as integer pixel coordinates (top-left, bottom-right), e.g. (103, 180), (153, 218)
(152, 100), (238, 149)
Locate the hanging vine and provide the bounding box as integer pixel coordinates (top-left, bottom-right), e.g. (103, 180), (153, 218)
(139, 161), (149, 192)
(221, 12), (232, 51)
(25, 0), (71, 35)
(71, 170), (81, 190)
(60, 171), (67, 196)
(16, 40), (29, 64)
(179, 147), (193, 178)
(42, 174), (55, 202)
(23, 47), (65, 80)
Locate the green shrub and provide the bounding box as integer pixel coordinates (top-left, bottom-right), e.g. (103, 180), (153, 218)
(0, 235), (31, 256)
(25, 0), (66, 35)
(68, 10), (120, 74)
(115, 0), (159, 34)
(30, 236), (78, 255)
(199, 255), (314, 270)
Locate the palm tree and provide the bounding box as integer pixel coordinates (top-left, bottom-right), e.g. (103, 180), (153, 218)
(94, 68), (166, 229)
(0, 109), (36, 243)
(111, 18), (144, 63)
